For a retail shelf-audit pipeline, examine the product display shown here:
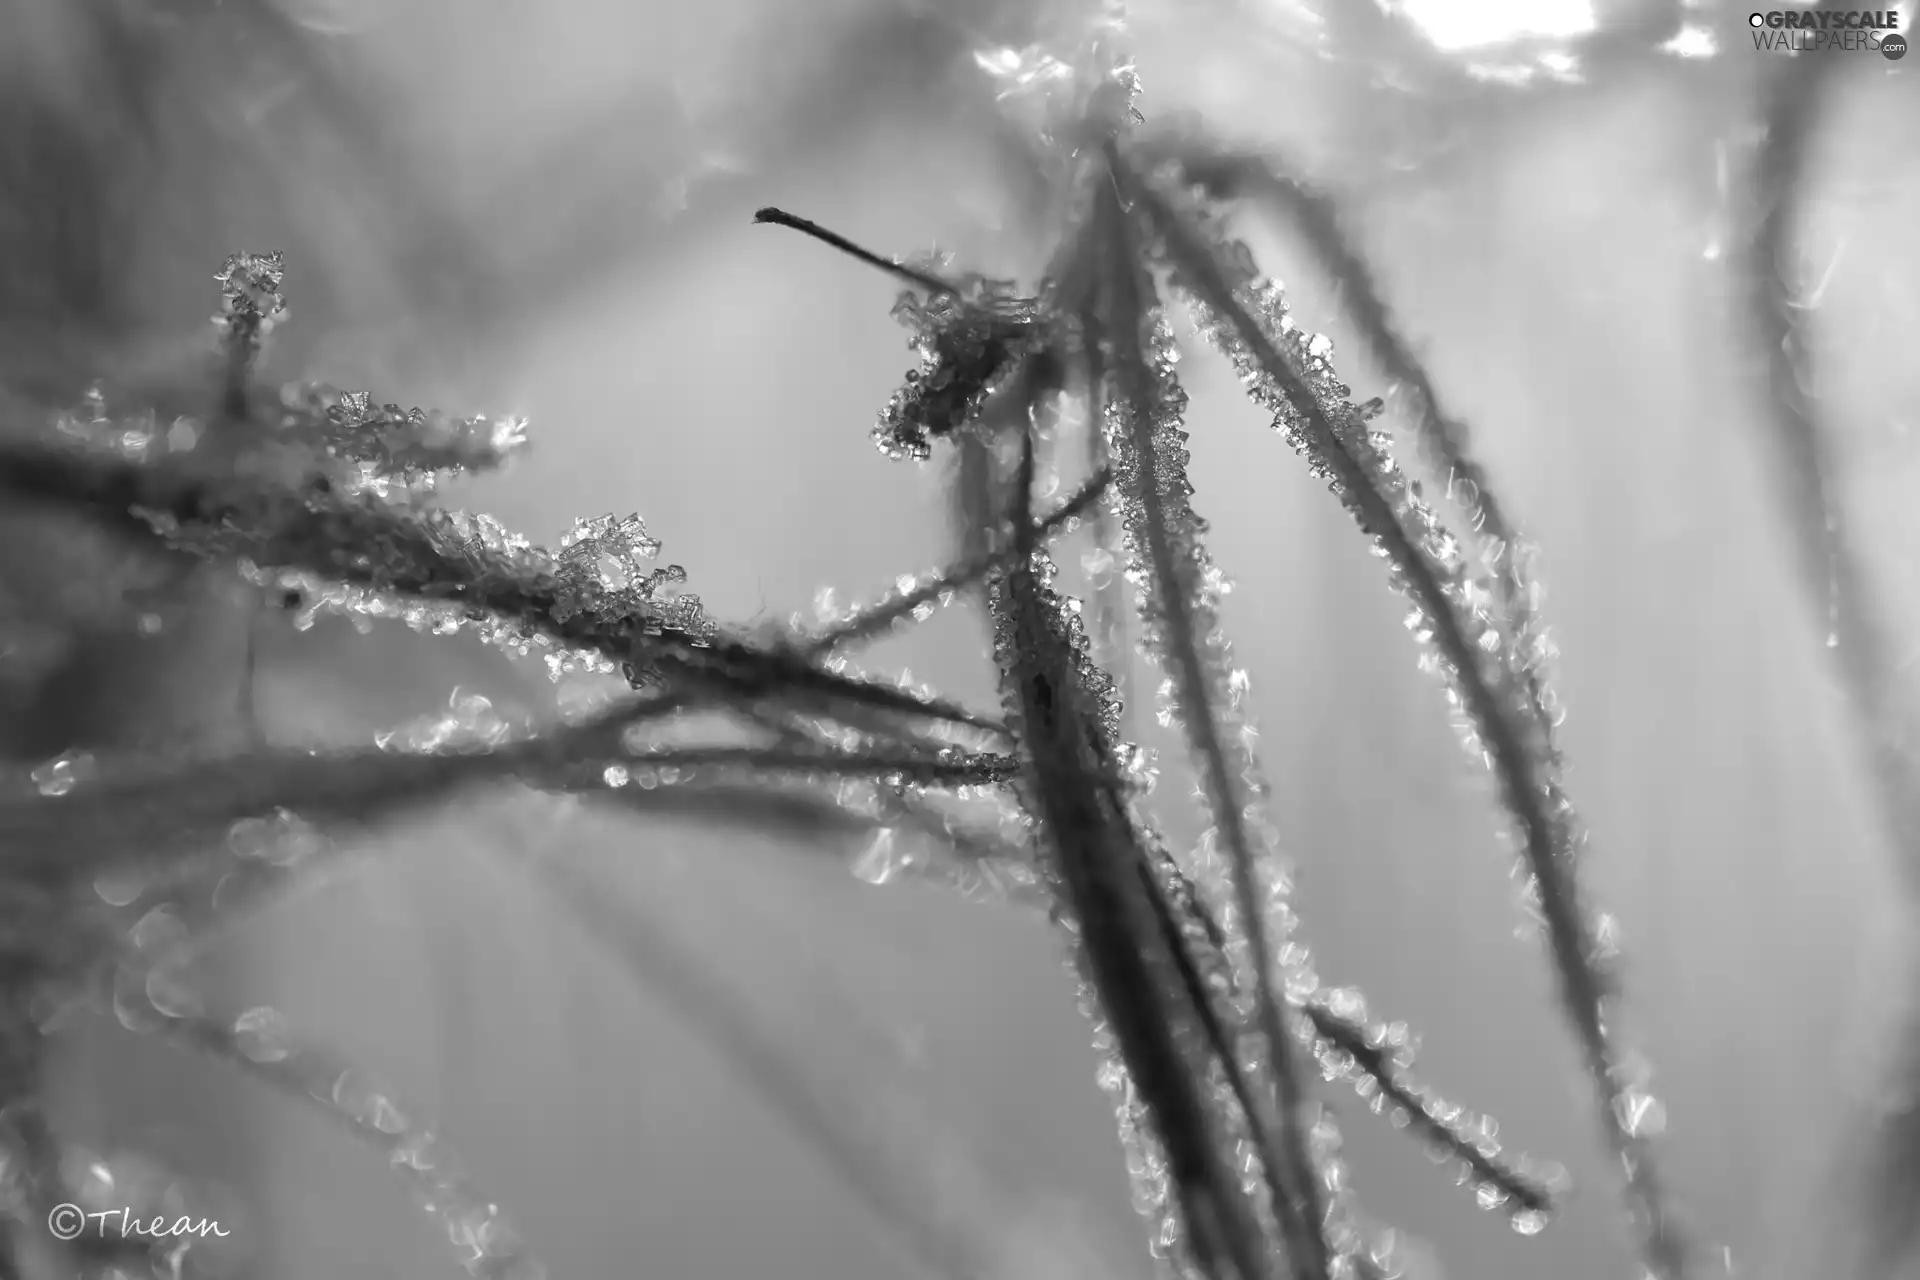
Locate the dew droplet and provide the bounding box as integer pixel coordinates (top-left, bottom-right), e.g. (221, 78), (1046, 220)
(145, 966), (205, 1019)
(233, 1006), (292, 1063)
(30, 750), (95, 797)
(1510, 1208), (1550, 1236)
(112, 967), (164, 1033)
(128, 905), (190, 953)
(93, 871), (146, 908)
(1614, 1088), (1668, 1138)
(851, 829), (902, 886)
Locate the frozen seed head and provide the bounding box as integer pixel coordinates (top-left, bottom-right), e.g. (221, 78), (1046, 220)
(213, 251), (288, 352)
(877, 285), (1050, 461)
(751, 204), (1053, 461)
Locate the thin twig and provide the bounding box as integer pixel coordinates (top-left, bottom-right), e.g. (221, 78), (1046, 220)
(753, 207), (960, 298)
(804, 467), (1111, 658)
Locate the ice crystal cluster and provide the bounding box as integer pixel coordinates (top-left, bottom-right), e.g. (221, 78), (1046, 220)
(0, 3), (1898, 1279)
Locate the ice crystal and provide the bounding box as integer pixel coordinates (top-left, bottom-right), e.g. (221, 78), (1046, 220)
(272, 381), (530, 492)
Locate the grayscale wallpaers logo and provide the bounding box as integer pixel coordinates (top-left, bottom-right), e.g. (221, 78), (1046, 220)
(1748, 9), (1906, 58)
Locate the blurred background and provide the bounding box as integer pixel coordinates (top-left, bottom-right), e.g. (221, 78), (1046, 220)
(5, 0), (1920, 1277)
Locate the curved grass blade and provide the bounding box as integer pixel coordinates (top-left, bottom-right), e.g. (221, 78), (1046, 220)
(140, 985), (546, 1280)
(0, 715), (1014, 889)
(527, 847), (992, 1280)
(1745, 32), (1920, 1280)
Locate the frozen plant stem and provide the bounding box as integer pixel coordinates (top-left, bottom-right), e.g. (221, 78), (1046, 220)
(0, 439), (1004, 742)
(803, 466), (1111, 657)
(1112, 154), (1690, 1278)
(1182, 152), (1548, 690)
(992, 413), (1279, 1280)
(1088, 168), (1332, 1280)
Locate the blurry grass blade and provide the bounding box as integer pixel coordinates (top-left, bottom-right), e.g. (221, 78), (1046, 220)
(143, 985), (546, 1280)
(1746, 28), (1920, 871)
(544, 744), (1019, 789)
(1, 746), (515, 883)
(1747, 38), (1920, 1279)
(0, 699), (1011, 886)
(529, 850), (992, 1280)
(0, 692), (691, 881)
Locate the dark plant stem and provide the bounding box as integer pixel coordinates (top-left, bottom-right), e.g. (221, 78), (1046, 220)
(1199, 156), (1549, 714)
(753, 207), (959, 297)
